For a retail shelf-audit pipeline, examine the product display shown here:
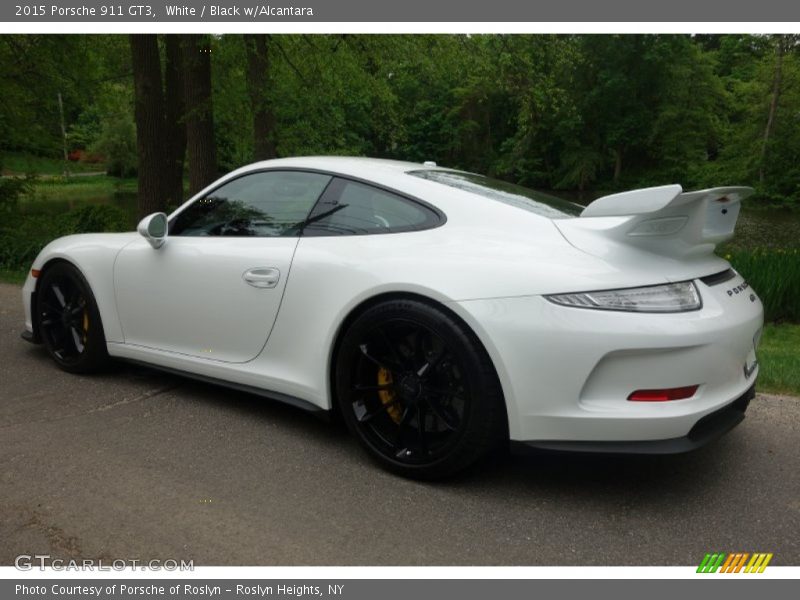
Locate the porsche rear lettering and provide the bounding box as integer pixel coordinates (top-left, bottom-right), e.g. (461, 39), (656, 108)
(727, 281), (750, 296)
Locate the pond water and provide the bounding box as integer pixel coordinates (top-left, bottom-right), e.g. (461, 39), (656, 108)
(724, 208), (800, 250)
(18, 187), (800, 250)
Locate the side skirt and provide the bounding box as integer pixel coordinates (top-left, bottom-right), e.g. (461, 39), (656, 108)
(119, 357), (330, 419)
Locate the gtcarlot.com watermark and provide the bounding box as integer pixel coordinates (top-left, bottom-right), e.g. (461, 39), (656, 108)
(15, 554), (194, 571)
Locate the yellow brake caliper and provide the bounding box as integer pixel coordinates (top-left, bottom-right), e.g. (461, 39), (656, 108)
(82, 307), (89, 344)
(377, 368), (402, 424)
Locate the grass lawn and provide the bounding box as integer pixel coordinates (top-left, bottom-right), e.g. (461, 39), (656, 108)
(756, 323), (800, 396)
(22, 175), (137, 205)
(0, 269), (27, 285)
(2, 151), (105, 176)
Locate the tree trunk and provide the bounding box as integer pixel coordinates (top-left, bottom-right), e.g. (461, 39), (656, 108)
(182, 34), (217, 196)
(130, 34), (169, 219)
(164, 34), (187, 207)
(244, 34), (277, 161)
(613, 147), (623, 181)
(759, 36), (785, 184)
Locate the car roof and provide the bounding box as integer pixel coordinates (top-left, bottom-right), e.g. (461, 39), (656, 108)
(238, 156), (443, 182)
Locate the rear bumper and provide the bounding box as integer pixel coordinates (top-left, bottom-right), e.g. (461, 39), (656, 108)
(453, 269), (763, 443)
(511, 384), (753, 455)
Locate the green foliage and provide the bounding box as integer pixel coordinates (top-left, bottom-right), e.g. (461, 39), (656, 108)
(727, 248), (800, 322)
(63, 204), (129, 233)
(0, 193), (129, 272)
(212, 36), (254, 171)
(91, 112), (137, 177)
(0, 36), (126, 157)
(67, 104), (104, 151)
(23, 174), (136, 199)
(756, 323), (800, 395)
(0, 35), (132, 177)
(1, 152), (102, 176)
(0, 176), (33, 213)
(4, 33), (800, 205)
(207, 33), (800, 205)
(89, 84), (137, 177)
(0, 268), (27, 285)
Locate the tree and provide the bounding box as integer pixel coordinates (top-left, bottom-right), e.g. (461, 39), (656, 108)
(182, 35), (218, 195)
(6, 33), (800, 209)
(130, 34), (169, 218)
(0, 36), (111, 164)
(758, 35), (799, 184)
(244, 34), (277, 161)
(164, 35), (187, 207)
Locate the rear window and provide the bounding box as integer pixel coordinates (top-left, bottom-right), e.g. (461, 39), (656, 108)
(407, 170), (582, 218)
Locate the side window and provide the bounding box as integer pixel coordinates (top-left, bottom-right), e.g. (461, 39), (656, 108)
(170, 171), (331, 237)
(302, 178), (441, 236)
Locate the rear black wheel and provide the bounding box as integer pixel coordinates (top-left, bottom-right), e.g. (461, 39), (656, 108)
(335, 299), (506, 479)
(36, 262), (109, 373)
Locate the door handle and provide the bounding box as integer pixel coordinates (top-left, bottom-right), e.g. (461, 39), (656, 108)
(242, 267), (281, 289)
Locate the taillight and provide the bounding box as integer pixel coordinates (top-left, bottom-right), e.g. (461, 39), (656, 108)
(628, 385), (699, 402)
(545, 281), (701, 313)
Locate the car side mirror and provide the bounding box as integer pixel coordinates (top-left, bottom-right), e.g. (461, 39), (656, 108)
(137, 212), (168, 249)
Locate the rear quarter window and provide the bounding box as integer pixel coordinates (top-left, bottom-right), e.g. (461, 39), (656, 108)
(302, 178), (442, 236)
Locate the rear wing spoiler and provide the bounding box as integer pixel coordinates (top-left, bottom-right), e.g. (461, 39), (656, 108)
(557, 184), (754, 259)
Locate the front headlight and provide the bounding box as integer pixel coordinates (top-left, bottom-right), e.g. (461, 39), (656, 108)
(545, 281), (701, 313)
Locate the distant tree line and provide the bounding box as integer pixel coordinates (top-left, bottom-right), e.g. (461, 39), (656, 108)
(1, 34), (799, 217)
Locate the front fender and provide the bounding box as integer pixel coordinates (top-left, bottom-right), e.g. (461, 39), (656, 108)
(25, 233), (138, 344)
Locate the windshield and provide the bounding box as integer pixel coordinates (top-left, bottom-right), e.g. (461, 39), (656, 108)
(407, 169), (582, 218)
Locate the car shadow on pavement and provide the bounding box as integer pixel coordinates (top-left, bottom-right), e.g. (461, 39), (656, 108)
(17, 342), (745, 506)
(137, 358), (738, 501)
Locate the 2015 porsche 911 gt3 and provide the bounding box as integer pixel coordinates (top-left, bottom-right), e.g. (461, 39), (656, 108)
(20, 157), (763, 478)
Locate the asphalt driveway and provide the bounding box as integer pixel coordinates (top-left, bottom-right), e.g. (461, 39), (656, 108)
(1, 282), (798, 565)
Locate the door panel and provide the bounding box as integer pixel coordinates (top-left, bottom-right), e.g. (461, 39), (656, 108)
(114, 236), (297, 363)
(113, 169), (331, 363)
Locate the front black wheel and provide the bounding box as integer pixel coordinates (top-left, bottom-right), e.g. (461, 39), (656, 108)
(36, 262), (109, 373)
(335, 299), (506, 479)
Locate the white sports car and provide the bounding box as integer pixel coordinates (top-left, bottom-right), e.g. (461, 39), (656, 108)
(21, 157), (763, 478)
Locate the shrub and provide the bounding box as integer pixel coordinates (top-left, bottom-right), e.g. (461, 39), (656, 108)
(64, 204), (129, 234)
(91, 111), (137, 177)
(0, 176), (34, 214)
(0, 214), (57, 271)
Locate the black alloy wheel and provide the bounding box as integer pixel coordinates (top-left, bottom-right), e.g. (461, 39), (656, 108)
(336, 299), (506, 479)
(36, 262), (109, 373)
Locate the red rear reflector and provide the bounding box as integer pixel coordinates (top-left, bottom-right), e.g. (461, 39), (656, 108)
(628, 385), (699, 402)
(30, 269), (41, 278)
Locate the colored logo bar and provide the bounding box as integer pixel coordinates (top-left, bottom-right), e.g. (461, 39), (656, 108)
(697, 552), (773, 573)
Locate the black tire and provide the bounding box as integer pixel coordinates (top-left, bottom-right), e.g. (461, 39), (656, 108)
(335, 298), (506, 479)
(36, 262), (109, 374)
